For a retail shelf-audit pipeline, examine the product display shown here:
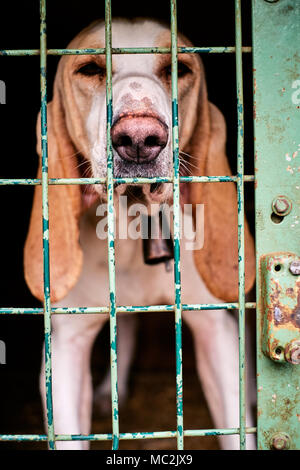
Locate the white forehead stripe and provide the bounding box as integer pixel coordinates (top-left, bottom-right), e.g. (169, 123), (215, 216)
(111, 20), (166, 48)
(89, 19), (167, 48)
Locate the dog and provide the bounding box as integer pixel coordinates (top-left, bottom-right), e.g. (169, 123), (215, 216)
(24, 18), (256, 450)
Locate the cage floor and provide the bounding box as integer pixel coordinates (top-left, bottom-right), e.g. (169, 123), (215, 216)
(0, 313), (219, 450)
(0, 370), (219, 450)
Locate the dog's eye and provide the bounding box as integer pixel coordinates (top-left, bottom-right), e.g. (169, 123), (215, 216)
(164, 62), (192, 78)
(76, 62), (105, 77)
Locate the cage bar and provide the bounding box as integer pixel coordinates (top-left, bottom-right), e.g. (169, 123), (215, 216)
(0, 302), (257, 315)
(39, 0), (55, 450)
(235, 0), (246, 450)
(170, 0), (184, 451)
(105, 0), (120, 450)
(0, 46), (252, 56)
(0, 426), (257, 442)
(0, 175), (255, 185)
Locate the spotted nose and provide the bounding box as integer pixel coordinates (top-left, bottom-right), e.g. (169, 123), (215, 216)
(111, 116), (168, 163)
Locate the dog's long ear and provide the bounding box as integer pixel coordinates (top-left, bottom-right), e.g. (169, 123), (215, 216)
(24, 91), (83, 303)
(186, 73), (256, 302)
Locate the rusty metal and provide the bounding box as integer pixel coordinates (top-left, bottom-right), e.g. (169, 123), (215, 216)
(270, 432), (291, 450)
(272, 196), (292, 217)
(261, 253), (300, 364)
(285, 340), (300, 365)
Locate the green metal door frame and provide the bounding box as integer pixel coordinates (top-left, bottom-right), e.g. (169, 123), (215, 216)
(252, 0), (300, 450)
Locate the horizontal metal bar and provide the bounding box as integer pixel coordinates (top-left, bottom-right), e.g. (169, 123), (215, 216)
(0, 175), (255, 186)
(39, 0), (55, 450)
(0, 302), (256, 315)
(0, 46), (252, 57)
(0, 427), (257, 442)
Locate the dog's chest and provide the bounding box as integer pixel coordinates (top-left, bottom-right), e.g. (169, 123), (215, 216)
(63, 207), (174, 307)
(56, 204), (213, 308)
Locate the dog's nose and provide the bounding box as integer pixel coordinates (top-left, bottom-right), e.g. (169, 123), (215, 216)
(111, 116), (168, 163)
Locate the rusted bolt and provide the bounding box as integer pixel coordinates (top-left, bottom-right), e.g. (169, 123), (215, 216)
(289, 260), (300, 275)
(272, 196), (292, 216)
(270, 432), (290, 450)
(285, 340), (300, 364)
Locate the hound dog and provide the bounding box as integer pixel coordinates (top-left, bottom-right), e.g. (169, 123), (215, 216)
(24, 18), (256, 450)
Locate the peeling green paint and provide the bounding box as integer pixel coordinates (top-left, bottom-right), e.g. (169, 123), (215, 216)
(235, 0), (247, 450)
(39, 0), (55, 450)
(0, 302), (256, 316)
(0, 426), (257, 443)
(253, 0), (300, 450)
(0, 175), (255, 186)
(0, 46), (252, 57)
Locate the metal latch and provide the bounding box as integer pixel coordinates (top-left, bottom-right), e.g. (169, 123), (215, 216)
(261, 253), (300, 364)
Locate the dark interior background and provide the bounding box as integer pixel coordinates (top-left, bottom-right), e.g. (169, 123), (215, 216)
(0, 0), (255, 450)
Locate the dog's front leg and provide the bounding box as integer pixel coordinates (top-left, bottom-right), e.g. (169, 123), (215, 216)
(183, 309), (256, 450)
(40, 315), (107, 450)
(94, 314), (138, 415)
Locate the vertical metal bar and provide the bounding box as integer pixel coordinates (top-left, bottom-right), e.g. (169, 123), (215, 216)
(105, 0), (119, 450)
(40, 0), (55, 450)
(235, 0), (246, 450)
(170, 0), (184, 451)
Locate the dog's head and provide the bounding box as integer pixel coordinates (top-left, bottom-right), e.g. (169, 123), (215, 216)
(24, 18), (255, 303)
(50, 19), (205, 205)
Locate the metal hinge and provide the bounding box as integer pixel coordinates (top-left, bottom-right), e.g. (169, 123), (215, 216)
(261, 253), (300, 365)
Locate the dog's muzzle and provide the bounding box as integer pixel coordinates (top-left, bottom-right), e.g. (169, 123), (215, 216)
(111, 115), (168, 163)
